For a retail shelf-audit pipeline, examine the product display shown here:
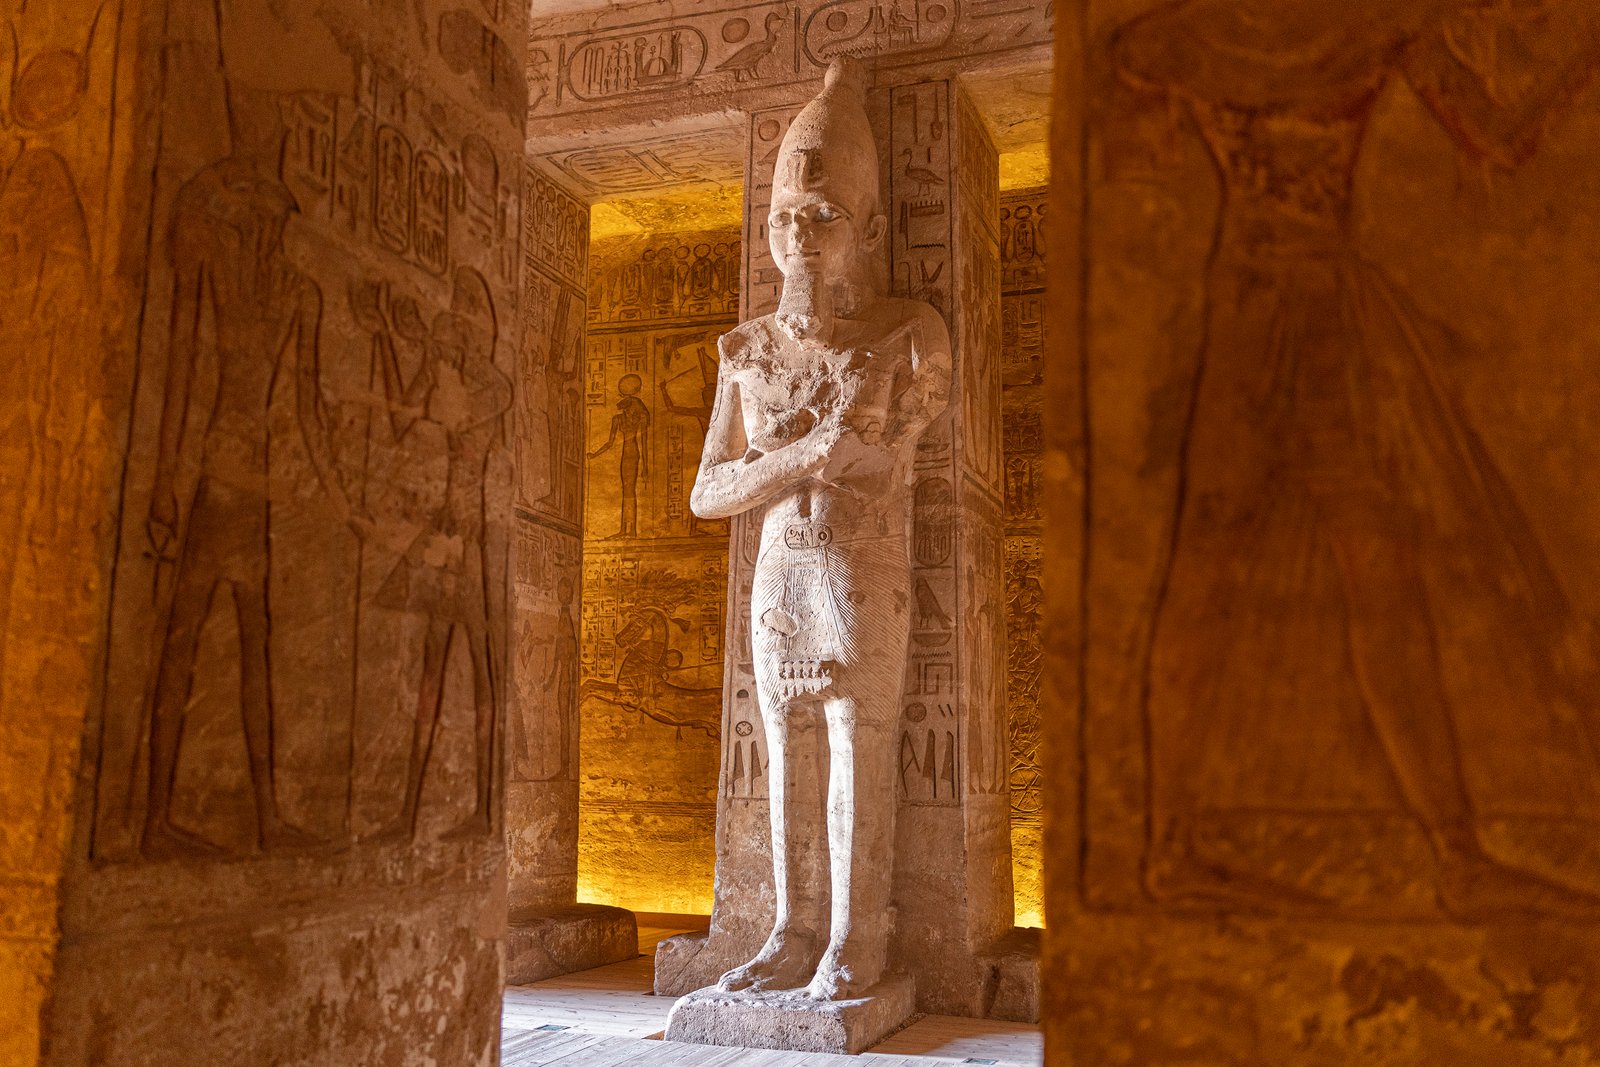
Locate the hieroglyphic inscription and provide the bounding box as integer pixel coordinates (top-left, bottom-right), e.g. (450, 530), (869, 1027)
(1004, 536), (1042, 823)
(525, 167), (590, 290)
(528, 0), (1050, 129)
(521, 164), (589, 532)
(1000, 187), (1045, 830)
(281, 64), (521, 289)
(889, 81), (952, 317)
(886, 79), (1004, 807)
(584, 322), (730, 541)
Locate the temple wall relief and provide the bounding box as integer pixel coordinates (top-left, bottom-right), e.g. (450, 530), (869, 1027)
(1044, 2), (1600, 1063)
(578, 231), (740, 914)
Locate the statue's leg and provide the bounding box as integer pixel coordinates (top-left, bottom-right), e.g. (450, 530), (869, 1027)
(716, 694), (829, 992)
(807, 691), (897, 1000)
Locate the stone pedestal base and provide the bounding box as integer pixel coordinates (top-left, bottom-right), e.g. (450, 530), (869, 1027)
(655, 926), (1041, 1023)
(664, 976), (915, 1055)
(506, 904), (637, 984)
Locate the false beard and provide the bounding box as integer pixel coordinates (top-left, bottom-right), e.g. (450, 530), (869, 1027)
(775, 268), (831, 343)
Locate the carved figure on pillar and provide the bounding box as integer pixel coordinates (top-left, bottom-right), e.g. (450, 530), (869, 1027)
(141, 123), (347, 857)
(1113, 0), (1600, 918)
(688, 59), (951, 1001)
(376, 267), (511, 840)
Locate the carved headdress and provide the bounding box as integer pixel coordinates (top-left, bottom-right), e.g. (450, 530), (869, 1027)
(773, 58), (879, 216)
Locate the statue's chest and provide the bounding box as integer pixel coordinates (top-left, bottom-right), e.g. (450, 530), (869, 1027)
(739, 339), (907, 452)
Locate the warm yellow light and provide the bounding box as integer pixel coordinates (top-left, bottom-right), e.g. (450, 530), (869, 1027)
(590, 185), (745, 242)
(999, 147), (1050, 192)
(1012, 822), (1045, 928)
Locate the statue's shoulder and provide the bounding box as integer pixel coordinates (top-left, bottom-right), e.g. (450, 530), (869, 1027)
(876, 298), (950, 348)
(718, 316), (782, 370)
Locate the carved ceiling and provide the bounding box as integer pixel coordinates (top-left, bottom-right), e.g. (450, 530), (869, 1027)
(526, 0), (1054, 202)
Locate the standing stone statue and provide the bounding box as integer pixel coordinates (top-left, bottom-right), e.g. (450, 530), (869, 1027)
(687, 59), (951, 1009)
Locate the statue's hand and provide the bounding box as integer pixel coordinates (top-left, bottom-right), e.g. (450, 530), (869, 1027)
(816, 423), (886, 491)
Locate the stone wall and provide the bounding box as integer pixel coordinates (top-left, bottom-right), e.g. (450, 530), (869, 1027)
(578, 231), (740, 914)
(1043, 1), (1600, 1063)
(20, 0), (528, 1060)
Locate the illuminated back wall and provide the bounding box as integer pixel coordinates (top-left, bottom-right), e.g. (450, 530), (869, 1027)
(578, 192), (1048, 926)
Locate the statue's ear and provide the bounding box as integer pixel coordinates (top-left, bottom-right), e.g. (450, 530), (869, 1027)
(862, 213), (888, 252)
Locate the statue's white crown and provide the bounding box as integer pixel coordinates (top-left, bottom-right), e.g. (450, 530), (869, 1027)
(773, 58), (879, 216)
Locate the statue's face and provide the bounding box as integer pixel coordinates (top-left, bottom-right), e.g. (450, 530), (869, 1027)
(768, 187), (880, 279)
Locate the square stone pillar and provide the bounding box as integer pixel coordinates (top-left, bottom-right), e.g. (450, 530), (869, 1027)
(27, 0), (532, 1061)
(506, 163), (636, 982)
(656, 76), (1016, 1019)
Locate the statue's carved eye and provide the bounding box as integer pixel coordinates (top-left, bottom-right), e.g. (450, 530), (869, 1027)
(771, 211), (792, 227)
(815, 206), (839, 222)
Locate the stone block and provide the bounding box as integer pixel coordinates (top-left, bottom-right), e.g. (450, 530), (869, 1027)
(665, 975), (915, 1055)
(506, 904), (638, 985)
(978, 927), (1040, 1023)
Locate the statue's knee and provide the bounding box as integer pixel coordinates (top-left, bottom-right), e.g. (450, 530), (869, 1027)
(826, 697), (897, 729)
(761, 696), (816, 728)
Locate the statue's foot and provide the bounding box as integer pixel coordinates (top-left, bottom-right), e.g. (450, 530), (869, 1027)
(1436, 852), (1600, 922)
(362, 808), (419, 845)
(441, 807), (492, 842)
(259, 815), (320, 852)
(1143, 842), (1329, 912)
(716, 927), (821, 993)
(140, 818), (223, 860)
(804, 939), (878, 1001)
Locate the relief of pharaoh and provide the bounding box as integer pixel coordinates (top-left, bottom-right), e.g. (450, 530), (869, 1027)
(690, 59), (951, 1000)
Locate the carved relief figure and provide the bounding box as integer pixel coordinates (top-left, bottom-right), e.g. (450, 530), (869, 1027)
(1117, 0), (1600, 917)
(660, 341), (720, 534)
(0, 18), (99, 700)
(589, 372), (650, 537)
(374, 267), (511, 838)
(580, 563), (723, 739)
(542, 575), (579, 777)
(691, 61), (951, 998)
(141, 118), (348, 856)
(583, 603), (722, 737)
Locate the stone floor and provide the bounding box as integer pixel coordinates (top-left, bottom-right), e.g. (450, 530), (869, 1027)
(500, 921), (1043, 1066)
